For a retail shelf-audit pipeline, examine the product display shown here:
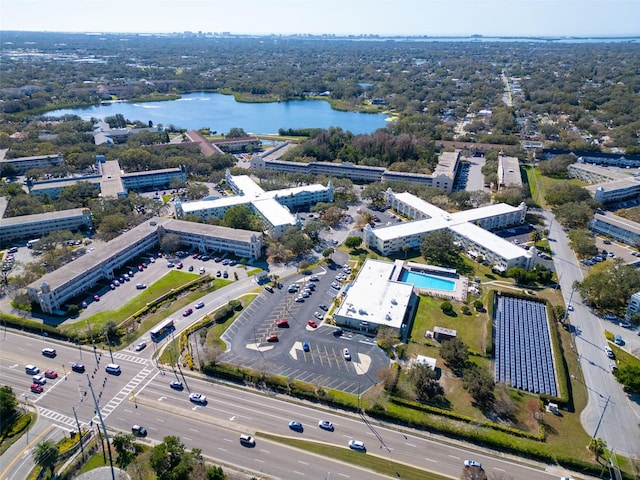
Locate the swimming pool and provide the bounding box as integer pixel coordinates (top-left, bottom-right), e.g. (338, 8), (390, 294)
(399, 270), (456, 291)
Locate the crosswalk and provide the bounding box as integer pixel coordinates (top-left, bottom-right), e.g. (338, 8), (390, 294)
(112, 352), (150, 365)
(38, 407), (79, 431)
(93, 364), (155, 422)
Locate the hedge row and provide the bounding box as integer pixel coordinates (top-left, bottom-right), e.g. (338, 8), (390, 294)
(389, 396), (544, 441)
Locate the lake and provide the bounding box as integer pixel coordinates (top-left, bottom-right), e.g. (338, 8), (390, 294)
(45, 92), (390, 135)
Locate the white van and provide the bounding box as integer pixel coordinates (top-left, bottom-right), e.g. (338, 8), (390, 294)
(105, 364), (121, 374)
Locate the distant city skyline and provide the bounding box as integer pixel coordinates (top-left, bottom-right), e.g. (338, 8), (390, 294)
(1, 0), (639, 38)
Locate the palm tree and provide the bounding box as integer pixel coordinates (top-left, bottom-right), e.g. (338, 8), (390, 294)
(588, 437), (607, 462)
(402, 244), (410, 259)
(33, 440), (59, 476)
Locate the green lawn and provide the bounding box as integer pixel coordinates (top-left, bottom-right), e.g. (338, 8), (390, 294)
(61, 271), (226, 339)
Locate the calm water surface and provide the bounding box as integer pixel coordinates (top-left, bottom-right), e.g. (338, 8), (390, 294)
(46, 92), (390, 135)
(400, 270), (456, 291)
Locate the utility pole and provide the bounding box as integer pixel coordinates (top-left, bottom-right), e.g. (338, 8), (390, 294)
(72, 406), (85, 460)
(86, 374), (115, 480)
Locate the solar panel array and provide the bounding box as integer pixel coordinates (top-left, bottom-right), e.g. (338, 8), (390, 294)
(494, 295), (558, 396)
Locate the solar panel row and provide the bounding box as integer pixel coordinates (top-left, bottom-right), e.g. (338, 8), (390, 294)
(494, 296), (558, 397)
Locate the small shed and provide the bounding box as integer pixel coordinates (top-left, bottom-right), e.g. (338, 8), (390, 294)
(415, 355), (436, 370)
(433, 326), (457, 342)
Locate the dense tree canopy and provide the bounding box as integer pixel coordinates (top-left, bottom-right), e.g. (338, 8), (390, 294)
(578, 258), (640, 314)
(420, 230), (458, 267)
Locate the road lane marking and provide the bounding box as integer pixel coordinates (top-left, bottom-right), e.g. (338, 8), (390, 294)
(448, 455), (460, 459)
(493, 467), (505, 471)
(424, 458), (437, 463)
(0, 424), (53, 479)
(406, 443), (416, 447)
(189, 428), (199, 432)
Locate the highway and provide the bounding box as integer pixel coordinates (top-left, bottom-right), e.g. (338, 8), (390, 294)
(0, 330), (576, 479)
(546, 211), (640, 457)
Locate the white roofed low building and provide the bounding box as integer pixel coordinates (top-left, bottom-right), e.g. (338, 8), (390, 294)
(333, 259), (418, 340)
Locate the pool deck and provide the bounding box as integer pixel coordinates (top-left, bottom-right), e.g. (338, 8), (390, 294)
(396, 260), (468, 302)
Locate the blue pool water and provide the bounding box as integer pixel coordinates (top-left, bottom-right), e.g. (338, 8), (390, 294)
(400, 270), (456, 291)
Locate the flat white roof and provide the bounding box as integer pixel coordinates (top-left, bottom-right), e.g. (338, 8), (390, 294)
(451, 202), (521, 223)
(180, 195), (247, 213)
(393, 192), (449, 219)
(335, 259), (413, 329)
(269, 183), (329, 198)
(433, 150), (459, 176)
(449, 222), (530, 260)
(372, 217), (448, 241)
(252, 197), (297, 227)
(231, 175), (265, 197)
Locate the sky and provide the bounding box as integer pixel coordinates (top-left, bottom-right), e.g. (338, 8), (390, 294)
(1, 0), (639, 38)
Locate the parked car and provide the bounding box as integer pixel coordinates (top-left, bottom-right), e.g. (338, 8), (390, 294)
(313, 311), (324, 320)
(200, 267), (205, 274)
(295, 296), (305, 302)
(307, 320), (318, 328)
(619, 321), (632, 328)
(189, 392), (207, 404)
(302, 341), (310, 352)
(333, 328), (343, 337)
(343, 348), (351, 360)
(188, 265), (194, 271)
(318, 420), (334, 431)
(348, 440), (365, 451)
(319, 304), (328, 311)
(265, 285), (274, 293)
(93, 294), (100, 301)
(614, 335), (623, 345)
(266, 334), (279, 342)
(276, 319), (289, 328)
(170, 380), (184, 390)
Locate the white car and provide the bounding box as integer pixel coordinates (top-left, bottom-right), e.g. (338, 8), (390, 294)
(464, 460), (482, 468)
(343, 348), (351, 361)
(567, 304), (574, 311)
(135, 342), (147, 351)
(348, 440), (365, 451)
(189, 392), (207, 404)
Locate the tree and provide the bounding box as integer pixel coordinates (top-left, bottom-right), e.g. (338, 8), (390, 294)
(588, 437), (607, 462)
(112, 433), (136, 468)
(529, 229), (542, 244)
(578, 258), (640, 313)
(150, 436), (194, 480)
(221, 205), (254, 230)
(298, 260), (310, 272)
(0, 386), (17, 420)
(420, 230), (458, 266)
(492, 383), (515, 419)
(33, 440), (59, 476)
(206, 466), (227, 480)
(344, 236), (363, 249)
(440, 300), (454, 314)
(463, 364), (495, 410)
(99, 213), (127, 241)
(545, 183), (591, 206)
(613, 364), (640, 393)
(322, 247), (335, 260)
(226, 127), (247, 138)
(410, 364), (444, 403)
(185, 183), (209, 201)
(440, 338), (469, 375)
(160, 233), (182, 253)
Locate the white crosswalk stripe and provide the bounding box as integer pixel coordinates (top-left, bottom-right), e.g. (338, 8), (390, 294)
(92, 364), (155, 422)
(38, 407), (83, 429)
(111, 352), (150, 365)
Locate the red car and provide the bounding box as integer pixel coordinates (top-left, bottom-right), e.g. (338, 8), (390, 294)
(176, 262), (183, 269)
(93, 294), (100, 301)
(182, 308), (193, 317)
(31, 383), (43, 393)
(276, 319), (289, 328)
(192, 253), (200, 259)
(307, 320), (318, 328)
(44, 369), (58, 379)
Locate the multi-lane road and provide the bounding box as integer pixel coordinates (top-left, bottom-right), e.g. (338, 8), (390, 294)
(546, 211), (640, 457)
(0, 330), (578, 480)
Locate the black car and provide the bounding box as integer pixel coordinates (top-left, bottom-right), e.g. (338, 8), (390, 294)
(319, 304), (328, 311)
(71, 363), (85, 373)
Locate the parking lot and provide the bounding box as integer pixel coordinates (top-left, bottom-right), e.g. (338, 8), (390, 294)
(221, 262), (389, 394)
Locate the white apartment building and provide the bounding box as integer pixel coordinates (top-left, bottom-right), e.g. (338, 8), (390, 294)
(26, 216), (263, 313)
(176, 170), (334, 235)
(364, 189), (532, 272)
(568, 163), (640, 204)
(250, 148), (461, 192)
(0, 206), (94, 244)
(0, 153), (64, 175)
